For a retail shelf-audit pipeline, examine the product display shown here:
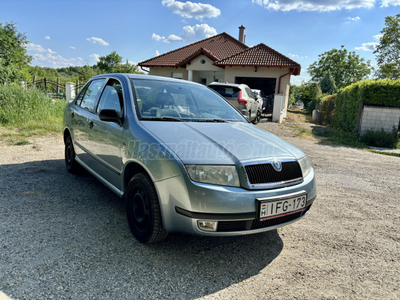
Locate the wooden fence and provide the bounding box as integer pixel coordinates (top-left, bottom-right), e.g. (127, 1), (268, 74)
(27, 76), (87, 100)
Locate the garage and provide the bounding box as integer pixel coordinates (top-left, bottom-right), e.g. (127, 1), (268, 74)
(234, 76), (276, 99)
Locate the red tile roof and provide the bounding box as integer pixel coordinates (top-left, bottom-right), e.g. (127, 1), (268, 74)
(215, 43), (301, 75)
(139, 34), (301, 75)
(139, 32), (248, 68)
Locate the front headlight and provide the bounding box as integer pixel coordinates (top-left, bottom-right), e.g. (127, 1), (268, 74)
(298, 156), (312, 178)
(185, 165), (240, 187)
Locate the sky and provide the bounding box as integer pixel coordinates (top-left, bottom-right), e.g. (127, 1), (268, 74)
(1, 0), (399, 85)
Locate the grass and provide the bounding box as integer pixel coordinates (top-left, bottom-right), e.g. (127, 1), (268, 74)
(6, 138), (30, 146)
(315, 130), (367, 148)
(0, 85), (66, 138)
(370, 150), (400, 157)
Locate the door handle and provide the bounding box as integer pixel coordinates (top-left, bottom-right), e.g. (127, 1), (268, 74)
(71, 112), (75, 118)
(88, 121), (94, 129)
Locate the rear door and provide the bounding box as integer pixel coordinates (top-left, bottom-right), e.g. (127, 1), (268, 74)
(86, 77), (125, 189)
(72, 78), (106, 165)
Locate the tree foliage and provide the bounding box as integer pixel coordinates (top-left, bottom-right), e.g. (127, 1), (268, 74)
(374, 14), (400, 80)
(320, 71), (337, 94)
(308, 46), (371, 89)
(97, 51), (123, 73)
(0, 22), (31, 84)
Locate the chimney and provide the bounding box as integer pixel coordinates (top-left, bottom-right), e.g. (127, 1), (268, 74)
(238, 25), (246, 44)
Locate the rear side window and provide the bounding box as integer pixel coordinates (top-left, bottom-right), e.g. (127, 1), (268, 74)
(79, 79), (106, 112)
(245, 87), (255, 99)
(209, 85), (240, 98)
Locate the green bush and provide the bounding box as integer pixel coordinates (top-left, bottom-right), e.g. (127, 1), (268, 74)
(360, 128), (399, 148)
(319, 94), (336, 125)
(334, 79), (400, 132)
(0, 85), (66, 132)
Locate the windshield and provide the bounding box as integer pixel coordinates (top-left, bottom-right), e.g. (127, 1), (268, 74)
(130, 78), (246, 122)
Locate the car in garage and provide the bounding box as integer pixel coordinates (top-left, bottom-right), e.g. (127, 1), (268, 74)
(252, 89), (267, 112)
(63, 74), (317, 243)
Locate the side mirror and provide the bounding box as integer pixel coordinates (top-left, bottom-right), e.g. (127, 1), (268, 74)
(99, 109), (123, 126)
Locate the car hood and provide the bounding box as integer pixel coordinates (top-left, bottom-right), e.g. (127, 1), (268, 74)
(141, 121), (305, 165)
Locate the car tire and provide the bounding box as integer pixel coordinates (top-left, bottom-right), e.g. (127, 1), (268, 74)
(252, 110), (261, 124)
(126, 173), (168, 243)
(65, 135), (81, 173)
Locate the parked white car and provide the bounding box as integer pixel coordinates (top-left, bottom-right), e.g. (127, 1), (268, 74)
(208, 82), (261, 124)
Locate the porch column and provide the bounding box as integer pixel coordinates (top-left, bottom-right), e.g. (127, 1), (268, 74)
(188, 70), (193, 81)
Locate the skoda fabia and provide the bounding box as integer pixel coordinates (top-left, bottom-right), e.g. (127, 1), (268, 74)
(63, 74), (317, 243)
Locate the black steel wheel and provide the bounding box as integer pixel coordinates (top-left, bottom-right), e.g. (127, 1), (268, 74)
(65, 135), (81, 173)
(126, 173), (168, 243)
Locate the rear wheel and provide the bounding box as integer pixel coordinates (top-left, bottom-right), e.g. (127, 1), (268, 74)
(252, 110), (261, 124)
(126, 173), (168, 243)
(65, 135), (81, 173)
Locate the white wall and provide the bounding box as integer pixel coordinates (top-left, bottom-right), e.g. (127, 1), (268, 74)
(360, 106), (400, 135)
(187, 55), (221, 72)
(149, 67), (188, 80)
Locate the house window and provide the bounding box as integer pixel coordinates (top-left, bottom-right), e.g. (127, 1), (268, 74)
(172, 72), (183, 79)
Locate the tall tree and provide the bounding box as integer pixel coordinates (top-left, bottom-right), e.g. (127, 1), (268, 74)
(374, 14), (400, 80)
(0, 21), (31, 84)
(320, 71), (337, 94)
(308, 46), (371, 89)
(97, 51), (122, 73)
(114, 60), (140, 73)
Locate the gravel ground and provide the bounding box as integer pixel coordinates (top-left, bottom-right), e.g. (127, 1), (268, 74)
(0, 113), (399, 300)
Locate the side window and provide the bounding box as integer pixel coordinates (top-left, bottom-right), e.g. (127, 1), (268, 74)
(245, 87), (255, 99)
(80, 79), (106, 112)
(97, 79), (124, 116)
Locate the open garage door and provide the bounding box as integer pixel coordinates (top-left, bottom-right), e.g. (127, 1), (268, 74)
(234, 77), (276, 98)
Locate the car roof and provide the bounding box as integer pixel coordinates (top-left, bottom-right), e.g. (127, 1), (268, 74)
(90, 73), (204, 87)
(208, 82), (249, 89)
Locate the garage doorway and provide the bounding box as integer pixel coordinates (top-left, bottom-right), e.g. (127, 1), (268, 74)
(234, 77), (276, 98)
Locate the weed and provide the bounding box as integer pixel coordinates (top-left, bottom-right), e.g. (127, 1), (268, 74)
(7, 139), (30, 146)
(315, 130), (366, 148)
(360, 128), (399, 149)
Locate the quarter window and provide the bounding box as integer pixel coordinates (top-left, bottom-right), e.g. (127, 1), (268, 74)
(97, 79), (124, 116)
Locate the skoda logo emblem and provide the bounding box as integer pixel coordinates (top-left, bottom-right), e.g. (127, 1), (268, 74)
(272, 159), (282, 172)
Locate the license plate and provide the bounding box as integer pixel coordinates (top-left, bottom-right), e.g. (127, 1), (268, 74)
(258, 193), (307, 221)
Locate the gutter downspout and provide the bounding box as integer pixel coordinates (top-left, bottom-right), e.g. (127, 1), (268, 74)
(278, 68), (296, 94)
(140, 66), (150, 73)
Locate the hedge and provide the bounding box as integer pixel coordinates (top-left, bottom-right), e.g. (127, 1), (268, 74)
(334, 79), (400, 132)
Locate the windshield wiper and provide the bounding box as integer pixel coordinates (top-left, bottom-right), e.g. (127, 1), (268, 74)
(142, 117), (183, 122)
(193, 119), (228, 123)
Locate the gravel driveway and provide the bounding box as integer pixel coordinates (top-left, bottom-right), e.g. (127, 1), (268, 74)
(0, 115), (399, 299)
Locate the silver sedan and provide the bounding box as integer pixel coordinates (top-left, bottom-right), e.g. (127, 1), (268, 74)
(63, 74), (316, 243)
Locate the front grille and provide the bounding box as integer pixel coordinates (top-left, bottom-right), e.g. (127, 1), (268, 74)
(216, 205), (311, 232)
(245, 161), (302, 185)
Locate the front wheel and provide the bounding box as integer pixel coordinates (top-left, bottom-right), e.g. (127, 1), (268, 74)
(126, 173), (168, 243)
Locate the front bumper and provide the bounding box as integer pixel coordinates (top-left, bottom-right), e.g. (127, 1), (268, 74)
(154, 169), (317, 236)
